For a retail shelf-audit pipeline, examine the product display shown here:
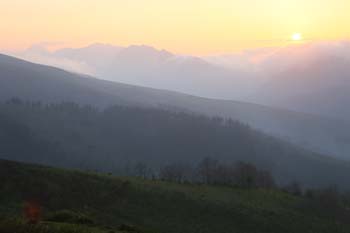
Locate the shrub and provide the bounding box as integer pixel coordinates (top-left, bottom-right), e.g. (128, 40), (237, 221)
(45, 210), (94, 225)
(118, 223), (140, 232)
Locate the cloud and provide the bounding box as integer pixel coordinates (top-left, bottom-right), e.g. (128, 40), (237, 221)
(5, 40), (350, 109)
(6, 43), (96, 75)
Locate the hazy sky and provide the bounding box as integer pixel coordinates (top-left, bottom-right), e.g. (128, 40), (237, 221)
(1, 0), (350, 55)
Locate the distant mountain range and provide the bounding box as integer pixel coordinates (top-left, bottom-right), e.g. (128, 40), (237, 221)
(1, 53), (350, 160)
(9, 41), (350, 120)
(9, 43), (259, 101)
(247, 42), (350, 119)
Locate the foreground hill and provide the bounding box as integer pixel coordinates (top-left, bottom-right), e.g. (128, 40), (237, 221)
(1, 53), (350, 159)
(1, 159), (350, 233)
(1, 100), (350, 189)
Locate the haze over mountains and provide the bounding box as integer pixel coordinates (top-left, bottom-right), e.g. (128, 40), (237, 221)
(7, 40), (350, 120)
(9, 43), (256, 101)
(3, 1), (350, 231)
(0, 56), (350, 189)
(1, 53), (350, 161)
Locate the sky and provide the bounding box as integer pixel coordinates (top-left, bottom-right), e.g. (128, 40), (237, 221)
(1, 0), (350, 55)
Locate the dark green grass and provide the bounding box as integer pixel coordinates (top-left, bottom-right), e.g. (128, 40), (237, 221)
(0, 218), (113, 233)
(1, 159), (349, 233)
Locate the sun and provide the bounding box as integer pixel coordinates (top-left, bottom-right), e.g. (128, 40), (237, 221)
(292, 33), (302, 41)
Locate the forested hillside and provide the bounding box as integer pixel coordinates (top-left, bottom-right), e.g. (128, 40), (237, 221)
(2, 53), (350, 160)
(1, 99), (350, 189)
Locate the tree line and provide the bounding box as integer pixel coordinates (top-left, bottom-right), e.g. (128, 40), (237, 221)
(1, 98), (350, 190)
(126, 157), (275, 188)
(126, 158), (350, 221)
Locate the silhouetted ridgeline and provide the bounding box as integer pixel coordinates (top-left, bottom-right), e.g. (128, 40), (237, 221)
(1, 99), (350, 189)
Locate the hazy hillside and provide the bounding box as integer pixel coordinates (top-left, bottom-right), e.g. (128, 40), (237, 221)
(2, 1), (348, 232)
(13, 43), (257, 100)
(250, 42), (350, 119)
(208, 41), (350, 119)
(1, 53), (350, 160)
(12, 41), (350, 120)
(2, 159), (350, 233)
(2, 100), (350, 189)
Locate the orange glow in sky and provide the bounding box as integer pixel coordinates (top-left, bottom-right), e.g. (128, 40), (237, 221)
(0, 0), (349, 55)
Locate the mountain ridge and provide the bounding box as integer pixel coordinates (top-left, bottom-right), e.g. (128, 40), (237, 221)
(1, 53), (350, 160)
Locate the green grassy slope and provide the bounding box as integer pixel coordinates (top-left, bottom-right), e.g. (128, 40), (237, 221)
(0, 219), (111, 233)
(1, 159), (349, 233)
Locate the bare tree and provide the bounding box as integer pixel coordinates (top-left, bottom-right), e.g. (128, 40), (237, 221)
(197, 157), (219, 184)
(256, 170), (275, 189)
(133, 162), (150, 179)
(234, 162), (259, 188)
(318, 186), (340, 210)
(283, 181), (302, 196)
(159, 163), (191, 183)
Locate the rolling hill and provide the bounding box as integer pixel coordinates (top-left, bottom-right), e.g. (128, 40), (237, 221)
(1, 99), (350, 189)
(1, 53), (350, 159)
(1, 159), (350, 233)
(14, 41), (350, 120)
(249, 42), (350, 119)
